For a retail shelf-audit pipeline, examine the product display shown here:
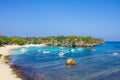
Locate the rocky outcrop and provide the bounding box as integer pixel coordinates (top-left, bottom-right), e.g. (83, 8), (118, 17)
(66, 58), (78, 65)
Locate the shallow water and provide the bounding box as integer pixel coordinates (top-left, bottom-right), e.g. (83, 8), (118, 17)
(10, 42), (120, 80)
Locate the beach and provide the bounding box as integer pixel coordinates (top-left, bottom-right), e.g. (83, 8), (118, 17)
(0, 44), (45, 80)
(0, 45), (22, 80)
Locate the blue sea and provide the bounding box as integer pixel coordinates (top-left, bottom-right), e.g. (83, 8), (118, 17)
(10, 42), (120, 80)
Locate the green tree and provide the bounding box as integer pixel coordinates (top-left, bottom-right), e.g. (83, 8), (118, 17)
(10, 37), (26, 45)
(0, 36), (10, 45)
(83, 36), (94, 44)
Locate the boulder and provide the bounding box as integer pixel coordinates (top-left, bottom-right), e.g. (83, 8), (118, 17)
(66, 58), (78, 65)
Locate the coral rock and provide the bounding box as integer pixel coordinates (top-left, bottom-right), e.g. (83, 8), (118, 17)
(66, 58), (78, 65)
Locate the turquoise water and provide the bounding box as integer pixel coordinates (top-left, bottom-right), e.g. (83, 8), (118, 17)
(10, 42), (120, 80)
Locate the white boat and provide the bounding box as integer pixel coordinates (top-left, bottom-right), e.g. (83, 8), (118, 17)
(71, 49), (75, 52)
(113, 53), (119, 55)
(43, 50), (50, 54)
(58, 52), (65, 57)
(77, 48), (83, 50)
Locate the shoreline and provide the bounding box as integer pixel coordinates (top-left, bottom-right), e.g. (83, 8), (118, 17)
(0, 45), (22, 80)
(0, 44), (45, 80)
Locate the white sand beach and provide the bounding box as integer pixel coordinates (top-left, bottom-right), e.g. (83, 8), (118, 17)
(0, 44), (45, 80)
(0, 45), (22, 55)
(0, 45), (22, 80)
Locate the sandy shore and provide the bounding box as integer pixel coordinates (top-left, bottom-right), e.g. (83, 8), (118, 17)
(0, 44), (45, 80)
(0, 45), (22, 55)
(0, 45), (22, 80)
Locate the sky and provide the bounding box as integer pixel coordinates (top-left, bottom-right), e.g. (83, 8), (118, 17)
(0, 0), (120, 41)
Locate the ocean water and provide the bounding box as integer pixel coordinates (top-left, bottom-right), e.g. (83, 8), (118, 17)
(10, 42), (120, 80)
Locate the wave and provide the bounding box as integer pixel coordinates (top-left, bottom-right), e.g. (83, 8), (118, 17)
(20, 48), (28, 53)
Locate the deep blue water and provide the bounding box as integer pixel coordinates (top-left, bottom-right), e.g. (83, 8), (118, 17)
(10, 42), (120, 80)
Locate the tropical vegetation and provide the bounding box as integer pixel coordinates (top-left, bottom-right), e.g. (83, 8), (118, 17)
(0, 35), (104, 47)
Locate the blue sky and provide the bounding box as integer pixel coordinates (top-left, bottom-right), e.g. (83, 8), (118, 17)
(0, 0), (120, 41)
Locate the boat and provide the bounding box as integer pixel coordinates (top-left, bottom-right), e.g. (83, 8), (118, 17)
(113, 53), (119, 55)
(71, 49), (75, 52)
(43, 50), (50, 54)
(58, 52), (65, 57)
